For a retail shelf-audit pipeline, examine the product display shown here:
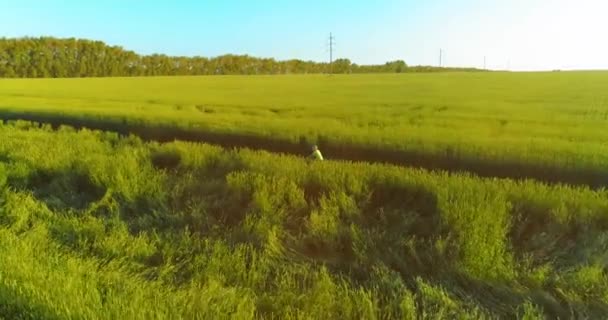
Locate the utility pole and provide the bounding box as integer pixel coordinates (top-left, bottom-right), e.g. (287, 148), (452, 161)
(439, 49), (443, 67)
(328, 33), (335, 74)
(484, 56), (486, 70)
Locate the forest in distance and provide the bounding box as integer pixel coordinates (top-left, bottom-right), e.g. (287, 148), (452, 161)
(0, 37), (483, 78)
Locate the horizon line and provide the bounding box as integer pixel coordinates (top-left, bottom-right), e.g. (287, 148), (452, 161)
(2, 35), (608, 73)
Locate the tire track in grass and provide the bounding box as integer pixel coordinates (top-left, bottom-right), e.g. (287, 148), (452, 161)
(0, 110), (606, 189)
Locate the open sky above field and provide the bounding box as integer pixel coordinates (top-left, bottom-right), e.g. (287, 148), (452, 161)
(2, 0), (607, 71)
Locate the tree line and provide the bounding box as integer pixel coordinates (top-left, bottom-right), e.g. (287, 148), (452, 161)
(0, 37), (482, 78)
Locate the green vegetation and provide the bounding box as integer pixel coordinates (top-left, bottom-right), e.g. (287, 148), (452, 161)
(0, 72), (607, 186)
(1, 71), (608, 318)
(0, 122), (607, 318)
(0, 37), (478, 78)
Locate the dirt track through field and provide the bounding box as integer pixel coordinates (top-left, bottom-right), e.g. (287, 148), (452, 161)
(1, 110), (605, 189)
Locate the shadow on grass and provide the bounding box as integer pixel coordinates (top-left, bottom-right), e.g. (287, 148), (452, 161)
(1, 111), (607, 188)
(360, 182), (445, 274)
(445, 272), (608, 319)
(298, 181), (445, 284)
(0, 291), (63, 320)
(8, 166), (106, 213)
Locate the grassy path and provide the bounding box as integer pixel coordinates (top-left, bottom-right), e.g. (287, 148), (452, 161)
(1, 111), (606, 188)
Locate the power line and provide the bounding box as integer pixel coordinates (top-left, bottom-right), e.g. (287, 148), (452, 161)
(328, 33), (335, 74)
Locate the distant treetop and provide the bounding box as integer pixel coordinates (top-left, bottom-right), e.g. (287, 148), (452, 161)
(0, 37), (484, 78)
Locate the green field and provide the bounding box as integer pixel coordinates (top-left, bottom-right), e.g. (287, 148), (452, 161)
(1, 73), (608, 318)
(1, 72), (608, 185)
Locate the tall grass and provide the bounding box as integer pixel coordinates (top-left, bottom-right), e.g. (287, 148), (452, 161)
(0, 122), (607, 318)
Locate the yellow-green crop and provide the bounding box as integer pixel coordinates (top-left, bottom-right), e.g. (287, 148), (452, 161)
(0, 121), (606, 318)
(1, 72), (607, 186)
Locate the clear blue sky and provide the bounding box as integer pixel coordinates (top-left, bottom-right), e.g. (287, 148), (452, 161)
(2, 0), (607, 70)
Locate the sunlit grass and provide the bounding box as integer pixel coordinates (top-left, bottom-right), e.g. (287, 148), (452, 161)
(1, 72), (607, 186)
(0, 122), (607, 318)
